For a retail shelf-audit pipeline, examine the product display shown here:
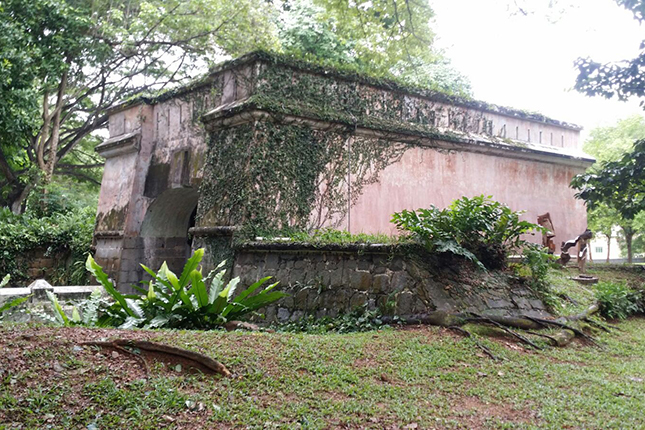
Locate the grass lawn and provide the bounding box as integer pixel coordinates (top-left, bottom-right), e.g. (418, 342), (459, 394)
(1, 266), (644, 429)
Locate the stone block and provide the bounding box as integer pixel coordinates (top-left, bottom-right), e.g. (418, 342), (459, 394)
(529, 299), (546, 310)
(29, 279), (54, 300)
(276, 307), (291, 323)
(349, 292), (368, 308)
(289, 269), (306, 283)
(372, 274), (390, 293)
(486, 298), (514, 309)
(236, 252), (255, 266)
(290, 310), (305, 321)
(389, 257), (404, 271)
(357, 259), (371, 270)
(265, 253), (280, 270)
(395, 291), (415, 316)
(373, 265), (387, 275)
(513, 297), (531, 309)
(349, 270), (372, 291)
(294, 288), (310, 310)
(329, 269), (344, 287)
(390, 271), (409, 292)
(344, 259), (357, 270)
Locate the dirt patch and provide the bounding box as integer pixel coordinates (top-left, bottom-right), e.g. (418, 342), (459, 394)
(446, 395), (540, 428)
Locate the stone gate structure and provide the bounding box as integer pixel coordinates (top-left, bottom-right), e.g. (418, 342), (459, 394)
(94, 51), (593, 289)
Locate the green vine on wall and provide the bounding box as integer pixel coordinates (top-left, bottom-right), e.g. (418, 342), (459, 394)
(197, 120), (408, 236)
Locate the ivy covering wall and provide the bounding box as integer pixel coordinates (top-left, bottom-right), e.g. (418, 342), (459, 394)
(197, 120), (407, 235)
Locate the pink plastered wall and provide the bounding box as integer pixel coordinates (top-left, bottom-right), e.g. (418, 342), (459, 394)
(345, 145), (588, 245)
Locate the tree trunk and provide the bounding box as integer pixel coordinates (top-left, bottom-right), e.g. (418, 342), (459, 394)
(43, 69), (68, 186)
(624, 228), (634, 264)
(606, 234), (611, 263)
(37, 89), (50, 171)
(10, 184), (32, 214)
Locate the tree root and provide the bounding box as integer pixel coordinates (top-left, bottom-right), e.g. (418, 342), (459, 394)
(82, 340), (232, 377)
(525, 316), (602, 348)
(382, 307), (606, 349)
(448, 326), (502, 361)
(469, 313), (543, 350)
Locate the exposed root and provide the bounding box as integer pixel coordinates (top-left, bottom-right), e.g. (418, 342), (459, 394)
(448, 326), (502, 361)
(112, 343), (150, 376)
(525, 316), (602, 348)
(470, 313), (543, 350)
(82, 340), (232, 377)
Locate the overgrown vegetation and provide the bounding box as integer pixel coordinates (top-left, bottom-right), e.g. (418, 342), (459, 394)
(199, 121), (406, 235)
(0, 275), (31, 320)
(0, 194), (94, 285)
(255, 228), (406, 246)
(594, 281), (643, 320)
(513, 244), (559, 308)
(44, 249), (287, 330)
(274, 304), (393, 334)
(392, 195), (540, 270)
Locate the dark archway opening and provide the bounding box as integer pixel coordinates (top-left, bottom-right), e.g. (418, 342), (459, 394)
(140, 188), (199, 276)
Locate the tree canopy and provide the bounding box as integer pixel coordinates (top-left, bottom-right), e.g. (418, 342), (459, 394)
(0, 0), (470, 213)
(575, 0), (645, 102)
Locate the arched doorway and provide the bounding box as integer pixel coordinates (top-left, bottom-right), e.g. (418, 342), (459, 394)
(140, 188), (199, 276)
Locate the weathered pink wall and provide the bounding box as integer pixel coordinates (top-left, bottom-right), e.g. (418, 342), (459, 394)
(94, 54), (592, 288)
(346, 145), (587, 244)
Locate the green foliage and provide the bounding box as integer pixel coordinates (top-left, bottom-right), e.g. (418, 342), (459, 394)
(0, 205), (94, 285)
(1, 0), (279, 209)
(594, 281), (643, 320)
(39, 288), (105, 327)
(85, 249), (287, 329)
(583, 115), (645, 164)
(392, 195), (540, 270)
(200, 121), (405, 234)
(276, 0), (471, 96)
(275, 305), (390, 334)
(0, 275), (32, 319)
(575, 0), (645, 102)
(571, 139), (645, 222)
(270, 228), (404, 245)
(514, 244), (558, 307)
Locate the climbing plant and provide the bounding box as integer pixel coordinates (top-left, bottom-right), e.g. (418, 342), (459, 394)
(198, 120), (407, 236)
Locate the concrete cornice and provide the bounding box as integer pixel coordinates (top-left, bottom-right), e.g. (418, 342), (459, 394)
(95, 131), (141, 158)
(203, 105), (594, 169)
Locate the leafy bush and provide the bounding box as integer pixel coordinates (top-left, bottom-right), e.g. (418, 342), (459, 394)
(38, 288), (106, 327)
(275, 305), (390, 334)
(392, 195), (540, 269)
(594, 281), (643, 320)
(83, 249), (287, 329)
(285, 228), (401, 245)
(514, 244), (558, 307)
(0, 206), (94, 285)
(0, 275), (31, 319)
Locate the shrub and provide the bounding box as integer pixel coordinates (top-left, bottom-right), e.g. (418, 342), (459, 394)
(83, 249), (287, 329)
(275, 304), (388, 334)
(391, 195), (540, 269)
(0, 206), (94, 285)
(594, 281), (643, 320)
(514, 244), (558, 307)
(0, 275), (31, 319)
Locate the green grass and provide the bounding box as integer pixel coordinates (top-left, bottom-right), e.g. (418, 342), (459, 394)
(1, 266), (644, 428)
(1, 318), (645, 429)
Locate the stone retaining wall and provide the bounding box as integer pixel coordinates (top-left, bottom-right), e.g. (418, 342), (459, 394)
(14, 248), (71, 285)
(233, 243), (549, 323)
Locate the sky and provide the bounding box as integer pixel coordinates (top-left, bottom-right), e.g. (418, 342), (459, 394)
(430, 0), (645, 140)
